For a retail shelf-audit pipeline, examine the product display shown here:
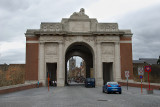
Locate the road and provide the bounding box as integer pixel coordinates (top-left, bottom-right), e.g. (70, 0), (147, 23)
(0, 85), (160, 107)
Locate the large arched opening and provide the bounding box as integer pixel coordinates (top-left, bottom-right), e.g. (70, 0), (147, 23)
(65, 42), (94, 85)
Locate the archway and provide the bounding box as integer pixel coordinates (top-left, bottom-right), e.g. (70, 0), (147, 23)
(65, 42), (94, 85)
(67, 56), (85, 85)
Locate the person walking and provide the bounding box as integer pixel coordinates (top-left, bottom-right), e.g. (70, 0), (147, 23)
(37, 80), (39, 88)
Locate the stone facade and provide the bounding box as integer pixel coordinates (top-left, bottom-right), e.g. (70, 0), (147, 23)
(25, 9), (133, 86)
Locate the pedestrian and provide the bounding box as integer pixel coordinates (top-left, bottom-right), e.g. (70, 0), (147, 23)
(55, 81), (57, 87)
(37, 80), (39, 88)
(53, 81), (54, 86)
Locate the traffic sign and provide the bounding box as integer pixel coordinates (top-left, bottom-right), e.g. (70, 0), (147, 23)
(139, 75), (143, 79)
(140, 75), (143, 94)
(145, 66), (151, 72)
(144, 66), (151, 90)
(125, 71), (129, 90)
(125, 71), (130, 78)
(138, 66), (144, 75)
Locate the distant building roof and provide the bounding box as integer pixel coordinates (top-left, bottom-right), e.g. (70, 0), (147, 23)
(0, 63), (8, 66)
(133, 60), (145, 64)
(133, 58), (158, 65)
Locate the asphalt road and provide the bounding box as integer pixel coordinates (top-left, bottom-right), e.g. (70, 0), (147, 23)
(0, 85), (160, 107)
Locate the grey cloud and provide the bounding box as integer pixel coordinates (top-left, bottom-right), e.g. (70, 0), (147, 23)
(0, 0), (31, 11)
(118, 4), (160, 59)
(0, 0), (96, 42)
(0, 0), (97, 64)
(0, 48), (25, 64)
(1, 1), (160, 63)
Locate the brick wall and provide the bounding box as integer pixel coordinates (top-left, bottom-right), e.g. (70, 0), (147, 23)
(133, 64), (160, 83)
(0, 64), (25, 87)
(25, 37), (39, 80)
(120, 37), (133, 80)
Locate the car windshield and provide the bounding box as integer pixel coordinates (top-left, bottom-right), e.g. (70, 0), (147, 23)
(107, 82), (118, 85)
(86, 78), (95, 82)
(86, 78), (91, 81)
(90, 78), (95, 82)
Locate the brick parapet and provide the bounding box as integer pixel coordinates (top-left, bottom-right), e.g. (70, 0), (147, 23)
(118, 82), (160, 90)
(120, 36), (132, 41)
(26, 37), (39, 41)
(0, 83), (42, 94)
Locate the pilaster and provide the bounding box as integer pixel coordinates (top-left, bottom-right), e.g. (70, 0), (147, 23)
(38, 42), (45, 86)
(114, 42), (121, 81)
(96, 42), (103, 86)
(57, 42), (65, 86)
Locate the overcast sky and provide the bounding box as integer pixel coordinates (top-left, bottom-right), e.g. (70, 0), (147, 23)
(0, 0), (160, 64)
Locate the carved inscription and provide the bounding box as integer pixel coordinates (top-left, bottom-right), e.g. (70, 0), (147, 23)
(41, 23), (62, 31)
(40, 36), (63, 42)
(97, 23), (118, 32)
(69, 21), (90, 32)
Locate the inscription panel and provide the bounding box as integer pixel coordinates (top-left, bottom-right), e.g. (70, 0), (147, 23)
(102, 43), (114, 56)
(45, 55), (58, 62)
(97, 23), (118, 32)
(40, 36), (63, 42)
(40, 23), (62, 31)
(69, 21), (90, 32)
(45, 43), (58, 55)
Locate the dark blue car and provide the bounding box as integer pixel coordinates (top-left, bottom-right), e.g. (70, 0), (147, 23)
(85, 78), (95, 88)
(102, 82), (122, 94)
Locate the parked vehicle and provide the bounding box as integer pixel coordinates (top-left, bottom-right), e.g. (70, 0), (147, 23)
(85, 78), (95, 88)
(102, 82), (122, 94)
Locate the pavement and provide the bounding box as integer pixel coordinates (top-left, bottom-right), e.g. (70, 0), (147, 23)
(0, 85), (160, 107)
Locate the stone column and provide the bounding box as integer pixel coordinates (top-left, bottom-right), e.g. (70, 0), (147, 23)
(114, 42), (121, 81)
(38, 42), (45, 86)
(57, 42), (65, 86)
(96, 42), (103, 86)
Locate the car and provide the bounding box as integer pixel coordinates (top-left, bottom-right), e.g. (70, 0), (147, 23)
(85, 78), (95, 88)
(102, 82), (122, 94)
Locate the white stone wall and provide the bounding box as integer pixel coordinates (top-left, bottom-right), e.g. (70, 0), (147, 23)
(38, 35), (121, 86)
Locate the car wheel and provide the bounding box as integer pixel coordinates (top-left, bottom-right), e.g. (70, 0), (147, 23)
(106, 90), (109, 94)
(119, 91), (122, 94)
(102, 89), (104, 93)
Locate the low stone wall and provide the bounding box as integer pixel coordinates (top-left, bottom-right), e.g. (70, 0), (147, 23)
(119, 82), (160, 90)
(133, 64), (160, 83)
(0, 64), (25, 87)
(0, 83), (42, 94)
